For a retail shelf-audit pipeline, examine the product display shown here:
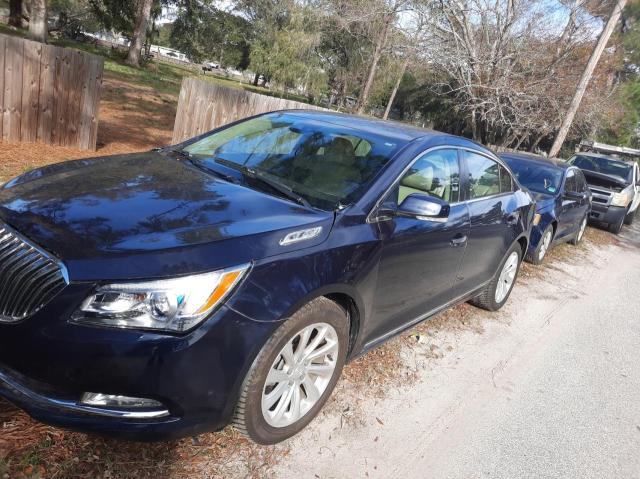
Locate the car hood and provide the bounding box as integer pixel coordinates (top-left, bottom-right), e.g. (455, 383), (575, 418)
(582, 170), (628, 191)
(530, 191), (556, 212)
(0, 152), (334, 281)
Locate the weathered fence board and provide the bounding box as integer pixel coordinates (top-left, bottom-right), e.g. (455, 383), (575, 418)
(172, 77), (329, 144)
(20, 40), (42, 143)
(0, 33), (104, 150)
(3, 36), (24, 142)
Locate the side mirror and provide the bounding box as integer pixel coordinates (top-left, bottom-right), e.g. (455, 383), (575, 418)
(397, 193), (450, 222)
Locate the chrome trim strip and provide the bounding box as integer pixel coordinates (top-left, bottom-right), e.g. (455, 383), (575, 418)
(0, 222), (68, 283)
(0, 222), (69, 322)
(0, 368), (170, 420)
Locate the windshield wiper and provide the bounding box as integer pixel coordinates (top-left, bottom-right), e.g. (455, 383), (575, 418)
(166, 147), (192, 161)
(214, 158), (311, 208)
(167, 149), (239, 184)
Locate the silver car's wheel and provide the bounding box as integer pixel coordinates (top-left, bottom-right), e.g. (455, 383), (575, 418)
(538, 230), (552, 261)
(495, 251), (519, 303)
(261, 322), (339, 428)
(233, 298), (348, 445)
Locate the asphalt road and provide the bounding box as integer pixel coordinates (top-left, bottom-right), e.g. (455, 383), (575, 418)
(274, 222), (640, 479)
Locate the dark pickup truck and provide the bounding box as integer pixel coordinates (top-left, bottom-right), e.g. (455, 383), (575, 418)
(568, 152), (640, 234)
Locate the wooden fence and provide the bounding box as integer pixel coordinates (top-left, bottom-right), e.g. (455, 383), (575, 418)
(0, 33), (104, 150)
(172, 77), (329, 144)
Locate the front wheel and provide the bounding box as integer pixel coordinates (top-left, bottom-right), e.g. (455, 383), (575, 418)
(609, 214), (625, 235)
(470, 242), (522, 311)
(527, 225), (553, 265)
(570, 215), (587, 245)
(233, 297), (348, 444)
(624, 207), (636, 225)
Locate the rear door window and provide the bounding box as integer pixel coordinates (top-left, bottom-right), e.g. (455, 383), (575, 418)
(499, 165), (514, 193)
(464, 151), (507, 199)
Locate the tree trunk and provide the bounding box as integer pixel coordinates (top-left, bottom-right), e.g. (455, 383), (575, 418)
(470, 108), (479, 141)
(28, 0), (47, 43)
(549, 0), (627, 158)
(383, 58), (408, 120)
(126, 0), (154, 67)
(9, 0), (26, 28)
(513, 135), (527, 150)
(529, 133), (546, 152)
(356, 13), (393, 114)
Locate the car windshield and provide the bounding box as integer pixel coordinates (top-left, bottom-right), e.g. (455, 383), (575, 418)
(568, 154), (633, 183)
(181, 113), (404, 209)
(502, 156), (564, 194)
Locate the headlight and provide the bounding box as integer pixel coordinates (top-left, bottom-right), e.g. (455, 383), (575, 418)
(71, 264), (250, 332)
(611, 191), (631, 207)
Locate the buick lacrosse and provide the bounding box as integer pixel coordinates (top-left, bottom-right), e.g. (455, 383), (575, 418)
(0, 111), (534, 444)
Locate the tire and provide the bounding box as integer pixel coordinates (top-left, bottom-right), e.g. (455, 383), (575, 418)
(570, 215), (588, 246)
(526, 225), (553, 265)
(624, 207), (636, 225)
(609, 214), (625, 235)
(470, 242), (522, 312)
(233, 297), (349, 445)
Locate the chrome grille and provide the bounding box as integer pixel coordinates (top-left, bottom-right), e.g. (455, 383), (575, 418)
(589, 187), (612, 207)
(0, 224), (67, 322)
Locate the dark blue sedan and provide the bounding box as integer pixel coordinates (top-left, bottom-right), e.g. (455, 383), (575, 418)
(500, 152), (591, 264)
(0, 111), (534, 444)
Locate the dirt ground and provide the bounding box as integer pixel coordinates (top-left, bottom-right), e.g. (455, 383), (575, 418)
(0, 74), (628, 478)
(273, 222), (640, 479)
(0, 72), (176, 184)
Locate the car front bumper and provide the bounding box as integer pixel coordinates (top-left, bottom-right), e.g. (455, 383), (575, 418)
(589, 203), (626, 225)
(0, 285), (279, 441)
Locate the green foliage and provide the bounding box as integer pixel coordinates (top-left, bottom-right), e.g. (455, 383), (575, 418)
(170, 2), (252, 68)
(598, 80), (640, 147)
(87, 0), (163, 39)
(153, 22), (173, 47)
(248, 5), (327, 97)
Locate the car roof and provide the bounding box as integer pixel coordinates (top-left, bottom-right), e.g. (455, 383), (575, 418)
(276, 110), (490, 152)
(499, 151), (571, 170)
(572, 151), (636, 165)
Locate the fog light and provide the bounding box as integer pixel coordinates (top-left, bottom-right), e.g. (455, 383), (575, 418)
(80, 392), (164, 409)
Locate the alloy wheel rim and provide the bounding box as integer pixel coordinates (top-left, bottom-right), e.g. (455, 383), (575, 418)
(578, 218), (587, 242)
(261, 322), (339, 428)
(539, 231), (552, 260)
(495, 251), (519, 303)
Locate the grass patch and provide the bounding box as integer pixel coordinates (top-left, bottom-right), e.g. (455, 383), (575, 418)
(0, 24), (317, 103)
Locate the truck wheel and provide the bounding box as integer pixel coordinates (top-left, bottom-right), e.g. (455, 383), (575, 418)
(609, 215), (625, 235)
(624, 208), (636, 225)
(470, 242), (521, 312)
(233, 297), (348, 445)
(526, 226), (553, 265)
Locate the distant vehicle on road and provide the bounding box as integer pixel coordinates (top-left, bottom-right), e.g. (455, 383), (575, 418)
(202, 61), (220, 72)
(0, 111), (534, 445)
(501, 152), (591, 264)
(568, 151), (640, 234)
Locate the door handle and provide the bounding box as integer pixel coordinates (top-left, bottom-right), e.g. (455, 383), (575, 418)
(450, 234), (467, 247)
